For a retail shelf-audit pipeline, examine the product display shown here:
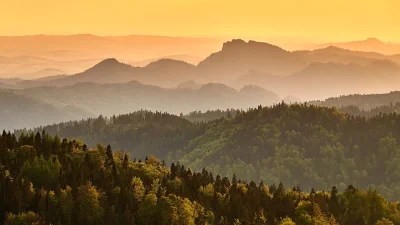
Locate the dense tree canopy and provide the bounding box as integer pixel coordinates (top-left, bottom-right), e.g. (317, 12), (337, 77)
(2, 132), (400, 225)
(15, 111), (206, 160)
(177, 103), (400, 200)
(13, 103), (400, 201)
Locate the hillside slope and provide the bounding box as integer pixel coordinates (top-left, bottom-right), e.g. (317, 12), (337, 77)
(0, 89), (93, 130)
(12, 82), (281, 117)
(16, 104), (400, 201)
(3, 130), (400, 225)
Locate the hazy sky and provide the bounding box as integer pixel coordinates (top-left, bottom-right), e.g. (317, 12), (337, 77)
(1, 0), (399, 42)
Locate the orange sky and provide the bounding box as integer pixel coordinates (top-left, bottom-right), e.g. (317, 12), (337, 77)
(1, 0), (399, 42)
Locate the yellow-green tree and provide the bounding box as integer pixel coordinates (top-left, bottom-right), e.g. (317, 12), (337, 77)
(76, 183), (104, 225)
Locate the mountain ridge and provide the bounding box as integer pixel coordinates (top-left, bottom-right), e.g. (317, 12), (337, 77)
(308, 37), (400, 55)
(6, 39), (400, 101)
(1, 82), (282, 130)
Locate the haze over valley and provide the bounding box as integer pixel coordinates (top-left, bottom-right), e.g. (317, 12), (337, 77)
(2, 36), (400, 131)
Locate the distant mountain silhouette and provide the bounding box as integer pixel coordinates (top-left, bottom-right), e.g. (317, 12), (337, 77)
(177, 80), (201, 89)
(234, 60), (400, 100)
(0, 55), (102, 78)
(287, 60), (400, 99)
(141, 59), (196, 87)
(197, 83), (239, 98)
(0, 82), (7, 89)
(309, 38), (400, 55)
(232, 70), (280, 90)
(196, 39), (400, 84)
(0, 88), (93, 130)
(365, 59), (400, 71)
(8, 39), (400, 100)
(0, 34), (222, 62)
(0, 34), (223, 79)
(15, 68), (65, 79)
(34, 74), (69, 81)
(5, 82), (281, 127)
(0, 78), (23, 85)
(239, 85), (280, 104)
(130, 54), (203, 67)
(41, 58), (137, 86)
(16, 74), (69, 88)
(144, 58), (195, 70)
(197, 39), (308, 82)
(31, 58), (196, 88)
(84, 58), (135, 75)
(294, 46), (388, 65)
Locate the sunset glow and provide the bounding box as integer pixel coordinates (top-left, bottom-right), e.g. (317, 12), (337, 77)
(1, 0), (399, 42)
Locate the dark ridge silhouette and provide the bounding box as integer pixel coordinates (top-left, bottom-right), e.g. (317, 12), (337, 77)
(197, 39), (308, 82)
(221, 39), (287, 54)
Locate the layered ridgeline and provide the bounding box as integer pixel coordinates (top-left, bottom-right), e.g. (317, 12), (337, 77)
(3, 38), (400, 130)
(0, 82), (281, 130)
(5, 80), (400, 131)
(15, 104), (400, 201)
(311, 91), (400, 117)
(1, 132), (400, 225)
(184, 97), (400, 122)
(312, 91), (400, 110)
(0, 89), (93, 131)
(4, 39), (400, 101)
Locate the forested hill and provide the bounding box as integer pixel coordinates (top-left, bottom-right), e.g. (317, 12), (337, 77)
(13, 104), (400, 201)
(15, 111), (206, 161)
(309, 91), (400, 117)
(184, 102), (400, 122)
(1, 132), (400, 225)
(175, 103), (400, 200)
(339, 103), (400, 117)
(312, 91), (400, 110)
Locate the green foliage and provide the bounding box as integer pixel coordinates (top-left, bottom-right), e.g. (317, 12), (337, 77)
(137, 194), (158, 225)
(20, 155), (60, 189)
(6, 104), (400, 224)
(375, 218), (395, 225)
(16, 111), (205, 161)
(4, 211), (42, 225)
(76, 182), (104, 225)
(3, 132), (400, 225)
(279, 217), (296, 225)
(176, 104), (400, 200)
(15, 105), (400, 200)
